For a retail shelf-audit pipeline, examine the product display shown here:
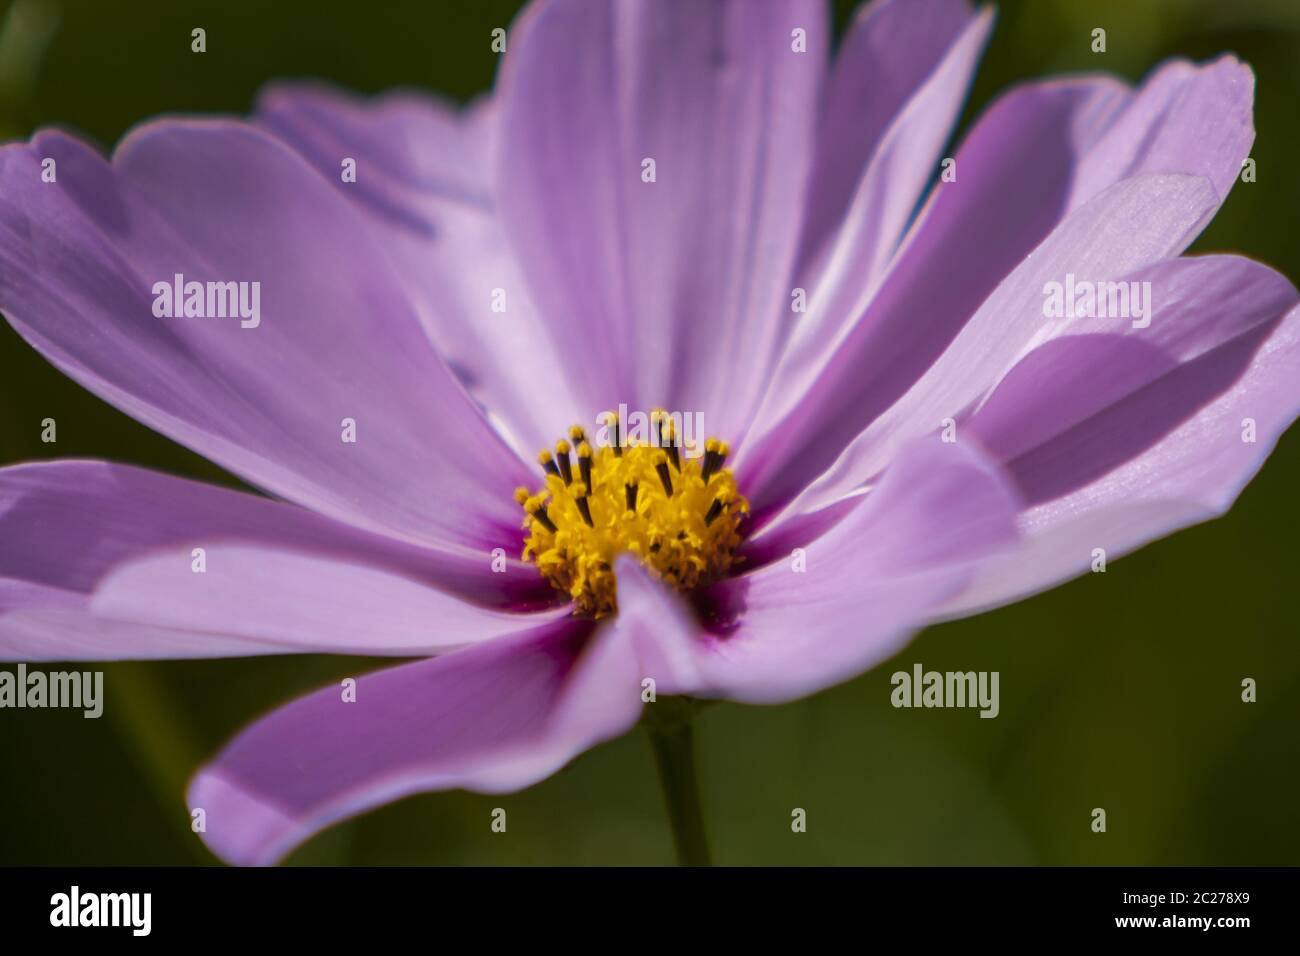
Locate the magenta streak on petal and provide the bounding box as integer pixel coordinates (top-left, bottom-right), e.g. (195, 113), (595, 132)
(691, 439), (1021, 705)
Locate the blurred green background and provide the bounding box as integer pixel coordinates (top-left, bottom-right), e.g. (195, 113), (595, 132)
(1, 0), (1297, 865)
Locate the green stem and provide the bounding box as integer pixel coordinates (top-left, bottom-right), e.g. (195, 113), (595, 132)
(648, 720), (712, 866)
(105, 662), (209, 863)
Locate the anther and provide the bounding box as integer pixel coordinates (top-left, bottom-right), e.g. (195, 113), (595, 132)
(555, 439), (573, 485)
(569, 424), (586, 446)
(701, 438), (721, 483)
(526, 497), (558, 534)
(626, 482), (639, 512)
(655, 452), (674, 497)
(573, 482), (594, 527)
(604, 411), (623, 457)
(578, 441), (593, 490)
(663, 418), (681, 472)
(712, 441), (730, 483)
(538, 448), (560, 478)
(704, 498), (724, 526)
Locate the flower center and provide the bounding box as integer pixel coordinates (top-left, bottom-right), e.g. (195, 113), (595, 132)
(516, 410), (748, 618)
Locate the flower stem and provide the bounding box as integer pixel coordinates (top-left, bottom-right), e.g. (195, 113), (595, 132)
(648, 719), (712, 866)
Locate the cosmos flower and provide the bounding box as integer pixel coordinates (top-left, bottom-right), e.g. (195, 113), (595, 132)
(1, 0), (1297, 866)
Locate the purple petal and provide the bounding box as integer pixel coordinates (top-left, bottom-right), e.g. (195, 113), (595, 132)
(747, 56), (1254, 516)
(965, 255), (1297, 502)
(496, 0), (826, 440)
(941, 313), (1300, 617)
(743, 75), (1130, 505)
(692, 440), (1020, 704)
(737, 492), (864, 572)
(89, 547), (569, 659)
(760, 173), (1219, 521)
(796, 0), (990, 280)
(255, 84), (587, 456)
(256, 82), (493, 213)
(608, 557), (711, 697)
(0, 461), (557, 660)
(0, 123), (531, 550)
(188, 578), (698, 865)
(1066, 56), (1253, 211)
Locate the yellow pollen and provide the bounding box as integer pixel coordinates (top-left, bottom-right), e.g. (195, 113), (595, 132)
(518, 422), (748, 618)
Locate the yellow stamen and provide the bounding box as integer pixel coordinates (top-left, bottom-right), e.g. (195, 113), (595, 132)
(555, 439), (573, 485)
(517, 428), (748, 618)
(537, 448), (560, 478)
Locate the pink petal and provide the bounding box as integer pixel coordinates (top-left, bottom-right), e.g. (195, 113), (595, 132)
(942, 301), (1300, 616)
(747, 56), (1254, 517)
(1066, 56), (1253, 211)
(0, 123), (530, 551)
(0, 461), (556, 660)
(688, 440), (1020, 704)
(255, 84), (586, 457)
(743, 75), (1131, 507)
(188, 576), (701, 864)
(793, 2), (991, 324)
(964, 255), (1297, 502)
(496, 0), (826, 440)
(796, 0), (986, 271)
(772, 173), (1220, 519)
(255, 82), (493, 212)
